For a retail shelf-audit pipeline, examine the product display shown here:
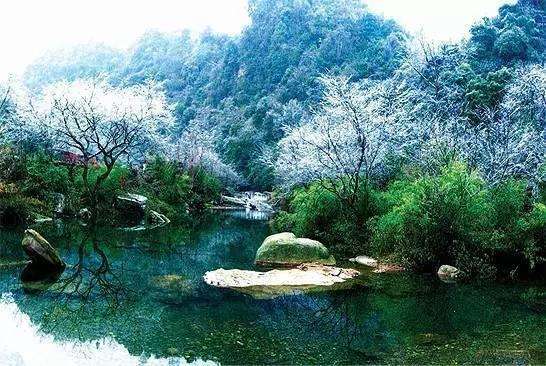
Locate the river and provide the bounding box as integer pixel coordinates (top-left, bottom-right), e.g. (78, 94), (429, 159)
(0, 212), (544, 365)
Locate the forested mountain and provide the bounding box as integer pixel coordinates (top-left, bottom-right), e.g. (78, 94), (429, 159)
(23, 0), (406, 187)
(20, 0), (546, 188)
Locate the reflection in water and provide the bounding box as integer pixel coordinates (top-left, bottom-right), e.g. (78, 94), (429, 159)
(0, 215), (544, 365)
(0, 294), (216, 366)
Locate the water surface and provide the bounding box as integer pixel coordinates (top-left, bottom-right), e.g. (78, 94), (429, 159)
(0, 213), (544, 365)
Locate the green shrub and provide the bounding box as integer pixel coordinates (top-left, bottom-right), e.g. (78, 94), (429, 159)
(0, 183), (47, 226)
(369, 163), (546, 278)
(272, 181), (380, 254)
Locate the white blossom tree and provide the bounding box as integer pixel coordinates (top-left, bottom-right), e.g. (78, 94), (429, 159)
(171, 119), (242, 186)
(462, 106), (546, 186)
(8, 78), (175, 214)
(276, 75), (400, 208)
(504, 65), (546, 128)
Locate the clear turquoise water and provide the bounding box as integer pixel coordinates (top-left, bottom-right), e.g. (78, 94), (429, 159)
(0, 212), (545, 365)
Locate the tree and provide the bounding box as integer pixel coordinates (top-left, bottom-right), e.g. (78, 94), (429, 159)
(9, 78), (175, 218)
(462, 106), (546, 186)
(275, 75), (399, 209)
(171, 118), (242, 186)
(504, 65), (546, 128)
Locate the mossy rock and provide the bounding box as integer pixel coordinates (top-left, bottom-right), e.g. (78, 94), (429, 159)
(255, 232), (336, 266)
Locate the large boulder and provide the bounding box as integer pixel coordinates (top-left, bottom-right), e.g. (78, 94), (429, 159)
(255, 232), (336, 266)
(438, 265), (461, 283)
(21, 229), (65, 272)
(116, 194), (148, 224)
(204, 264), (360, 299)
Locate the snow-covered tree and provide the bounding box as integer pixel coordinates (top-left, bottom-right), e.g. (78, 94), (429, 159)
(276, 75), (400, 207)
(8, 78), (175, 215)
(504, 65), (546, 128)
(462, 107), (545, 185)
(171, 119), (242, 186)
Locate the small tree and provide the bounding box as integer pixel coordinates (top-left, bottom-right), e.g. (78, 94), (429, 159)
(10, 78), (175, 217)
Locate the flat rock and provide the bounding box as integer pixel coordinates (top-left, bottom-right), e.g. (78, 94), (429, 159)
(204, 264), (360, 299)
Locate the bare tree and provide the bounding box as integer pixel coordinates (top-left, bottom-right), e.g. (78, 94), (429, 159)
(9, 78), (175, 218)
(276, 76), (399, 209)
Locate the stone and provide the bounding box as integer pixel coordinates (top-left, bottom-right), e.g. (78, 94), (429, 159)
(438, 265), (461, 283)
(148, 210), (171, 226)
(78, 208), (91, 221)
(21, 229), (65, 272)
(255, 232), (336, 266)
(373, 263), (405, 274)
(204, 264), (359, 299)
(349, 256), (378, 268)
(116, 194), (148, 224)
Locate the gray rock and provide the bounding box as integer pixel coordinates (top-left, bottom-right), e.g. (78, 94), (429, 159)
(21, 229), (65, 271)
(438, 265), (461, 283)
(349, 256), (378, 268)
(116, 193), (148, 224)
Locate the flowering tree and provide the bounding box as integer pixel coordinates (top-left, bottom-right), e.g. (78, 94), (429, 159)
(460, 107), (545, 185)
(504, 65), (546, 128)
(9, 78), (175, 215)
(276, 76), (400, 208)
(170, 119), (242, 186)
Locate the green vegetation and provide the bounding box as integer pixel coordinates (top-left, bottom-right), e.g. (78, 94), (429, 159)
(0, 147), (221, 227)
(275, 163), (546, 279)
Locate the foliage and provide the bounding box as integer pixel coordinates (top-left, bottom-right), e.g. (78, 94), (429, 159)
(369, 163), (545, 278)
(272, 180), (381, 254)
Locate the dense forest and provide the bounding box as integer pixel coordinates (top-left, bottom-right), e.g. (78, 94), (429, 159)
(1, 0), (546, 279)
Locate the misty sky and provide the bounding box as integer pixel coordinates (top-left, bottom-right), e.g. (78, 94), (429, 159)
(0, 0), (515, 80)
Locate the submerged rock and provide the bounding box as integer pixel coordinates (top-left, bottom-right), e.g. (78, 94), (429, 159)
(21, 229), (65, 272)
(150, 275), (192, 293)
(373, 263), (405, 274)
(349, 256), (378, 268)
(204, 264), (359, 299)
(438, 265), (461, 283)
(255, 232), (336, 266)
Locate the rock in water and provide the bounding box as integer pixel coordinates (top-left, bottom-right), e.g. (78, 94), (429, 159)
(255, 232), (336, 266)
(78, 208), (91, 221)
(349, 256), (378, 268)
(438, 265), (461, 283)
(204, 264), (360, 299)
(148, 210), (171, 226)
(116, 193), (148, 224)
(21, 229), (65, 271)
